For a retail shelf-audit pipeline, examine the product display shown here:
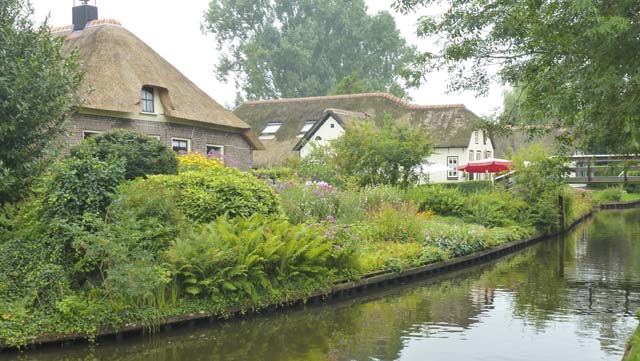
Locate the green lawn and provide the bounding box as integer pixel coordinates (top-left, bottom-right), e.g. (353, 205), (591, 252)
(591, 189), (640, 204)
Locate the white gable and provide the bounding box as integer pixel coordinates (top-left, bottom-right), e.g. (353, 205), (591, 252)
(300, 116), (345, 158)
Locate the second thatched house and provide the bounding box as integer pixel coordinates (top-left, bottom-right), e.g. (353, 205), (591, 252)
(234, 93), (494, 182)
(51, 3), (262, 169)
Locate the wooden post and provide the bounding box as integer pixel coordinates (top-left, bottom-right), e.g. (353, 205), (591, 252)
(558, 195), (566, 231)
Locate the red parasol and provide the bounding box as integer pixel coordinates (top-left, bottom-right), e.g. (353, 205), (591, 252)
(458, 158), (513, 173)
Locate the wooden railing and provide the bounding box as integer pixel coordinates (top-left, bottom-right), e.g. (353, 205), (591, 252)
(567, 155), (640, 184)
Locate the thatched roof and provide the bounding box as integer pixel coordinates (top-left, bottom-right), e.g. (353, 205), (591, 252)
(53, 20), (263, 149)
(493, 127), (561, 158)
(234, 92), (481, 166)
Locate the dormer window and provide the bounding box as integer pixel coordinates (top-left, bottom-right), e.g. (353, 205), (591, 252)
(141, 86), (154, 113)
(260, 122), (282, 140)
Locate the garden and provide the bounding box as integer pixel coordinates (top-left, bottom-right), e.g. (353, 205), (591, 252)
(0, 128), (594, 348)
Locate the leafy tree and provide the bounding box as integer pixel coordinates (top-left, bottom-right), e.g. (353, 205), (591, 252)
(330, 72), (373, 95)
(0, 0), (83, 203)
(331, 115), (432, 188)
(394, 0), (640, 154)
(204, 0), (417, 101)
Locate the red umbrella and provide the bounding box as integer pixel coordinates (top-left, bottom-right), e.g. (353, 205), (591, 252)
(458, 158), (513, 173)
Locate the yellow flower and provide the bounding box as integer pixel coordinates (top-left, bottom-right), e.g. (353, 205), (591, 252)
(177, 152), (223, 172)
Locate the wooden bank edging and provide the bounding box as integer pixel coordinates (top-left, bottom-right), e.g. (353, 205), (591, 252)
(14, 211), (599, 350)
(600, 198), (640, 210)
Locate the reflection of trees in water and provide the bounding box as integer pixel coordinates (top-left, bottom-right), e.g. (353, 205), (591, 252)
(13, 275), (487, 361)
(474, 210), (640, 353)
(11, 210), (640, 361)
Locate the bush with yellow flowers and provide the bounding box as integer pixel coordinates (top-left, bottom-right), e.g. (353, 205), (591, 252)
(177, 152), (223, 172)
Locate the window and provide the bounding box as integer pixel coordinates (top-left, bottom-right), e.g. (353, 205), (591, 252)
(300, 121), (315, 134)
(474, 131), (479, 144)
(141, 86), (154, 113)
(171, 138), (190, 153)
(83, 130), (104, 139)
(477, 150), (482, 160)
(260, 122), (282, 139)
(469, 150), (474, 162)
(206, 144), (224, 156)
(330, 123), (335, 128)
(447, 156), (459, 180)
(485, 150), (492, 159)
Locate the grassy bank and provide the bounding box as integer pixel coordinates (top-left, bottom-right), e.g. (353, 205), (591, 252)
(591, 187), (640, 204)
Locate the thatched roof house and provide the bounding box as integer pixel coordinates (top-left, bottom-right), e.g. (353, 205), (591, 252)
(235, 93), (494, 182)
(51, 4), (262, 169)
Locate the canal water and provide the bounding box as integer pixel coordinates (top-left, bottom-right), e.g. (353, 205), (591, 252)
(5, 209), (640, 361)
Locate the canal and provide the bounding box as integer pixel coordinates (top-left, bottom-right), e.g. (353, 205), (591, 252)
(5, 209), (640, 361)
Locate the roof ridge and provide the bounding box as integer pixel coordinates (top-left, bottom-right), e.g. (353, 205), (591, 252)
(240, 92), (467, 111)
(87, 18), (122, 27)
(50, 19), (122, 35)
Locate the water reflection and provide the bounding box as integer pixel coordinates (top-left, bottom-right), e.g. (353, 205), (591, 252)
(5, 210), (640, 361)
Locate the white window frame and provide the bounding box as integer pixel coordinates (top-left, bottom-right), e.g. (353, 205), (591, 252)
(83, 130), (104, 139)
(469, 150), (474, 162)
(485, 150), (492, 159)
(206, 144), (225, 156)
(171, 137), (191, 153)
(477, 150), (482, 160)
(447, 156), (459, 180)
(474, 131), (479, 144)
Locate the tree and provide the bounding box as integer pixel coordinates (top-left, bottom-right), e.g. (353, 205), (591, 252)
(204, 0), (417, 101)
(0, 0), (83, 203)
(393, 0), (640, 154)
(331, 115), (432, 188)
(330, 72), (373, 96)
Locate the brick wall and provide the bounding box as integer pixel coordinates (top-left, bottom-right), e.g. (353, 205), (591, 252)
(68, 113), (254, 170)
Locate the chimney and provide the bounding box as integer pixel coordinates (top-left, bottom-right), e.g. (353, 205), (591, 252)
(72, 1), (98, 31)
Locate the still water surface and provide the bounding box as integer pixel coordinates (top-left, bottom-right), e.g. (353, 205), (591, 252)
(5, 209), (640, 361)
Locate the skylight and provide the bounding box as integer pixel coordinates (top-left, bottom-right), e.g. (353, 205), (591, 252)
(260, 122), (282, 139)
(262, 122), (282, 135)
(300, 121), (315, 133)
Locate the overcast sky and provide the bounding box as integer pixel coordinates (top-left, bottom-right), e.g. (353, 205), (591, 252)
(31, 0), (505, 116)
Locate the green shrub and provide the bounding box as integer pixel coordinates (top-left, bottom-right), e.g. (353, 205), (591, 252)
(593, 186), (624, 203)
(511, 144), (567, 233)
(422, 219), (534, 258)
(105, 181), (186, 252)
(295, 144), (342, 186)
(162, 214), (357, 303)
(42, 153), (126, 221)
(277, 181), (341, 224)
(366, 203), (426, 243)
(147, 168), (281, 222)
(423, 222), (487, 257)
(417, 186), (465, 217)
(359, 185), (405, 212)
(463, 191), (528, 228)
(253, 167), (297, 182)
(438, 180), (494, 194)
(70, 130), (178, 180)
